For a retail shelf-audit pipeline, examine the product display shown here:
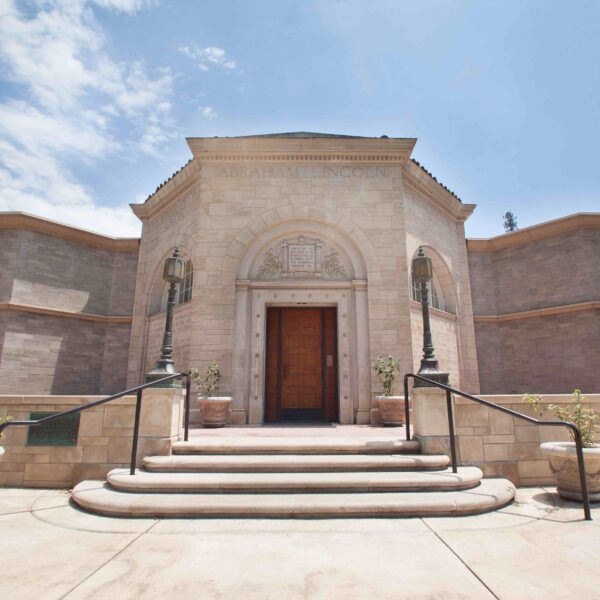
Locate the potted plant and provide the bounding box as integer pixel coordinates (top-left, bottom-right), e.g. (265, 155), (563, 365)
(190, 362), (232, 428)
(525, 389), (600, 502)
(372, 354), (404, 426)
(0, 416), (12, 457)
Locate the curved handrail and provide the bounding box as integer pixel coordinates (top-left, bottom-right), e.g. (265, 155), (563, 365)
(404, 373), (592, 521)
(0, 372), (192, 476)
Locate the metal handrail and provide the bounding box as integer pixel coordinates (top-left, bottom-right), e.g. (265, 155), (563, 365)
(403, 373), (592, 521)
(0, 372), (192, 476)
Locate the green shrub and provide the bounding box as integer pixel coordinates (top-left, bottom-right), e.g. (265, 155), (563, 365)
(372, 355), (401, 397)
(190, 361), (221, 397)
(524, 389), (598, 447)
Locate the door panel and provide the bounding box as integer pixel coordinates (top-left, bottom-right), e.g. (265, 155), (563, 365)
(281, 309), (322, 415)
(265, 307), (338, 422)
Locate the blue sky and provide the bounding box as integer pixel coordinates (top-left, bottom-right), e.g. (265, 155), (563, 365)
(1, 0), (599, 237)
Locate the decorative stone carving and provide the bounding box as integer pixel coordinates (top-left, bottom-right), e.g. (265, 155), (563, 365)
(256, 249), (281, 278)
(256, 235), (347, 280)
(321, 249), (346, 278)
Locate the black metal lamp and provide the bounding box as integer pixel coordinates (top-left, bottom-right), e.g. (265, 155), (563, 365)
(412, 247), (449, 387)
(146, 247), (185, 388)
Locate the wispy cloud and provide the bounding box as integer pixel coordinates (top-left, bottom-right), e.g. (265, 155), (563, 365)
(0, 0), (174, 236)
(178, 45), (236, 71)
(199, 106), (218, 119)
(93, 0), (156, 15)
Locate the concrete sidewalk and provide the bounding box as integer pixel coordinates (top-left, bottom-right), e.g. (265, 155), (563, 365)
(0, 487), (598, 600)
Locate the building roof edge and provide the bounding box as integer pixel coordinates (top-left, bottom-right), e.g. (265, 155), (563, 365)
(0, 212), (140, 252)
(467, 213), (600, 251)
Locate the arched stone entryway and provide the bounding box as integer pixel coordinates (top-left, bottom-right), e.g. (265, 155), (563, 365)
(232, 218), (370, 424)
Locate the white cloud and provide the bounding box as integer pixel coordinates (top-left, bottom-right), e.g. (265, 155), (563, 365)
(0, 0), (176, 236)
(200, 106), (218, 120)
(178, 45), (236, 71)
(93, 0), (156, 14)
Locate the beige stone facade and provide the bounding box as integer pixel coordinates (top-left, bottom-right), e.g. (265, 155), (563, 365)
(126, 134), (478, 424)
(0, 134), (599, 422)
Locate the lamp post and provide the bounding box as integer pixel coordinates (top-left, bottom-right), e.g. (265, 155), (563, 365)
(412, 247), (449, 387)
(146, 247), (185, 388)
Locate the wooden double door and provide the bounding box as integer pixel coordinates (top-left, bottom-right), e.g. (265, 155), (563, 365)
(265, 307), (338, 422)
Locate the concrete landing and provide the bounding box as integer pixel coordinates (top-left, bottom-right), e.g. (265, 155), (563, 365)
(1, 487), (598, 600)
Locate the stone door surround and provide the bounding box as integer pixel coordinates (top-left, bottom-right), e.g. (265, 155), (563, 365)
(234, 280), (369, 425)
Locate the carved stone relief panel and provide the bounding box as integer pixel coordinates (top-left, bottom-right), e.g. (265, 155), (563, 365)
(256, 235), (348, 280)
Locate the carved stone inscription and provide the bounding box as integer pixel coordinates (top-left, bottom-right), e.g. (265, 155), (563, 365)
(288, 244), (315, 272)
(256, 235), (347, 280)
(215, 166), (387, 179)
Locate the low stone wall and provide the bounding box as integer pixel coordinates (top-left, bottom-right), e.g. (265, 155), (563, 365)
(0, 389), (184, 488)
(455, 393), (600, 486)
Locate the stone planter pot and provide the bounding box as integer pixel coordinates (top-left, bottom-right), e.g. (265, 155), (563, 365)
(198, 396), (232, 428)
(540, 441), (600, 502)
(375, 396), (406, 426)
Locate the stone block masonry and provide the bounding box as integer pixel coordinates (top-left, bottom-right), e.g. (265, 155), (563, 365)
(0, 388), (184, 488)
(468, 218), (600, 395)
(0, 214), (139, 396)
(455, 393), (600, 486)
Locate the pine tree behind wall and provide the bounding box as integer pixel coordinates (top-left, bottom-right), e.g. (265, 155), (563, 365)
(503, 211), (518, 232)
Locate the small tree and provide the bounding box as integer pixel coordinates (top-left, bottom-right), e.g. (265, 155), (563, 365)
(525, 389), (598, 447)
(190, 361), (221, 397)
(503, 211), (518, 232)
(372, 355), (401, 397)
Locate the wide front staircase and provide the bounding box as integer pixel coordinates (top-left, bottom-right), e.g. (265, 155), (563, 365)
(72, 428), (516, 518)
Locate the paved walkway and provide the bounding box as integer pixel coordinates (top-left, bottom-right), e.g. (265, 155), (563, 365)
(1, 486), (598, 599)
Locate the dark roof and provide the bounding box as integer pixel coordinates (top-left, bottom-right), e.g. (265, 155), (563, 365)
(207, 132), (390, 139)
(145, 158), (193, 201)
(411, 159), (462, 203)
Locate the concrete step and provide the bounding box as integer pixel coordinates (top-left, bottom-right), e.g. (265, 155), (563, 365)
(72, 478), (515, 518)
(144, 453), (450, 473)
(108, 467), (482, 493)
(172, 437), (420, 455)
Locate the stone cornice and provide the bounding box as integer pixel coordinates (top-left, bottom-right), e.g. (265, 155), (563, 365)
(237, 279), (367, 290)
(130, 159), (201, 221)
(0, 302), (133, 324)
(467, 213), (600, 251)
(473, 301), (600, 323)
(403, 162), (476, 223)
(131, 136), (480, 223)
(0, 212), (139, 252)
(193, 152), (411, 163)
(187, 136), (417, 160)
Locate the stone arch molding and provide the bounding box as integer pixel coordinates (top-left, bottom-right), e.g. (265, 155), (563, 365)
(236, 218), (369, 281)
(146, 244), (195, 315)
(409, 245), (458, 314)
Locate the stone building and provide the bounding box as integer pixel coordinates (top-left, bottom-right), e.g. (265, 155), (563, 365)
(1, 133), (598, 424)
